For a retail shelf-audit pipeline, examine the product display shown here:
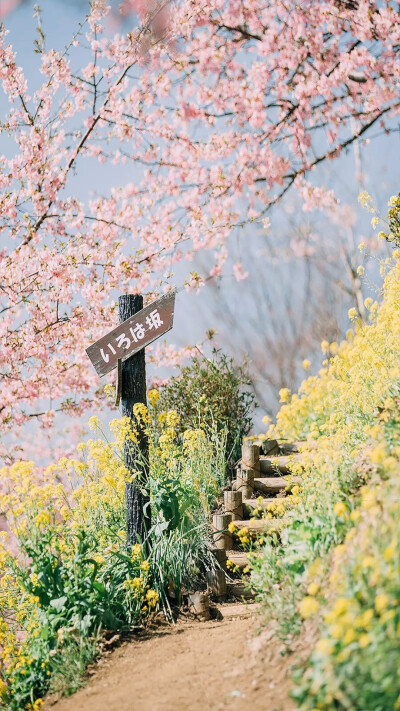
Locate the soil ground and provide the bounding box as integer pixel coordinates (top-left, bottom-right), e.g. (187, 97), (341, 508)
(47, 605), (315, 711)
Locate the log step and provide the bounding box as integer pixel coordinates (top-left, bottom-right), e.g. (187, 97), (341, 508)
(279, 440), (304, 455)
(258, 440), (305, 456)
(253, 477), (288, 495)
(227, 581), (256, 600)
(260, 439), (280, 456)
(242, 497), (277, 519)
(232, 517), (282, 533)
(259, 453), (302, 475)
(217, 602), (261, 619)
(226, 551), (250, 570)
(243, 497), (276, 509)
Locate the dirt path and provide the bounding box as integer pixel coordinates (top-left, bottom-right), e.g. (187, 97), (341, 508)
(47, 606), (313, 711)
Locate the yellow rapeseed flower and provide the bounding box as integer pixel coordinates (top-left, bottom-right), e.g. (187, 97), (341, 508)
(88, 415), (101, 431)
(34, 511), (50, 527)
(333, 501), (348, 518)
(375, 593), (390, 614)
(148, 389), (160, 406)
(358, 633), (371, 649)
(279, 388), (291, 403)
(307, 582), (319, 596)
(315, 638), (333, 655)
(299, 596), (319, 619)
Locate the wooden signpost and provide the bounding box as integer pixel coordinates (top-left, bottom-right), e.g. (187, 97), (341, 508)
(86, 291), (176, 546)
(86, 291), (176, 378)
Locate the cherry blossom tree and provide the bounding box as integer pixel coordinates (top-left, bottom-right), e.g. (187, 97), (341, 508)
(0, 0), (399, 454)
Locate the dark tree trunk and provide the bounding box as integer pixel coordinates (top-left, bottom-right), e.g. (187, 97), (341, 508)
(118, 294), (150, 547)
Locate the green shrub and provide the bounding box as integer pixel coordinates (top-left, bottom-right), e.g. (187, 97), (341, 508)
(156, 349), (256, 468)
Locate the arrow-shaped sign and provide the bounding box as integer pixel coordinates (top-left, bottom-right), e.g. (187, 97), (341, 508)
(86, 291), (176, 377)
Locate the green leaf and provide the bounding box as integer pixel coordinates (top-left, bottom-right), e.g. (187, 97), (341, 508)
(92, 581), (107, 596)
(112, 551), (132, 564)
(49, 596), (68, 613)
(101, 609), (124, 630)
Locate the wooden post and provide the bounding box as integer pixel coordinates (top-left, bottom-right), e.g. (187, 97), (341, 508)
(242, 441), (260, 474)
(207, 569), (227, 600)
(223, 490), (243, 520)
(119, 294), (150, 547)
(212, 512), (233, 550)
(188, 592), (211, 620)
(210, 547), (227, 571)
(236, 466), (255, 499)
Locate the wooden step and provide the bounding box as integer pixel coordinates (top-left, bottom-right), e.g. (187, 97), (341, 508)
(259, 453), (302, 475)
(279, 440), (304, 455)
(260, 439), (280, 456)
(242, 498), (276, 519)
(217, 602), (261, 619)
(243, 497), (276, 509)
(227, 581), (256, 600)
(233, 517), (282, 533)
(226, 551), (250, 570)
(253, 477), (287, 495)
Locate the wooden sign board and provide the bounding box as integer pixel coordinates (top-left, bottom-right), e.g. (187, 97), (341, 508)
(86, 291), (176, 377)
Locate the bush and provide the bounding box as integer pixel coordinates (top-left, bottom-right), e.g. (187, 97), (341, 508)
(156, 349), (256, 468)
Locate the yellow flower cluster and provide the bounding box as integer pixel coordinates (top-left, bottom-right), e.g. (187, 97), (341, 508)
(0, 460), (68, 537)
(0, 407), (165, 704)
(259, 195), (400, 708)
(269, 252), (400, 458)
(226, 558), (240, 574)
(0, 534), (45, 701)
(299, 596), (319, 619)
(300, 470), (400, 708)
(148, 388), (160, 407)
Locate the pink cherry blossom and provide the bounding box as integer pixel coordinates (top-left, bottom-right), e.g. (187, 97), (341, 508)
(233, 262), (249, 282)
(0, 0), (399, 456)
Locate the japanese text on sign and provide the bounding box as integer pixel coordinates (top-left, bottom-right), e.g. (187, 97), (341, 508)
(99, 309), (164, 364)
(86, 292), (176, 378)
